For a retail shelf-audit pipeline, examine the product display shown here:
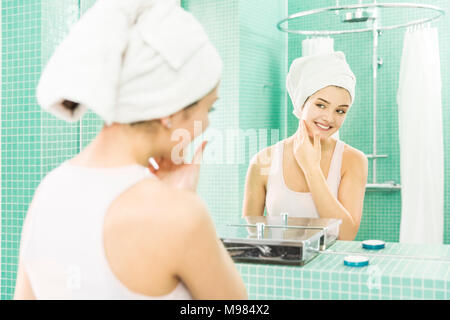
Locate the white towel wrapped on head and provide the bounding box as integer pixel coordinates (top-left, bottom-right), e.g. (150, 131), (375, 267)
(286, 51), (356, 119)
(37, 0), (222, 125)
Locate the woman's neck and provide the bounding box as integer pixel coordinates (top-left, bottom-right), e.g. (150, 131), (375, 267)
(70, 125), (159, 168)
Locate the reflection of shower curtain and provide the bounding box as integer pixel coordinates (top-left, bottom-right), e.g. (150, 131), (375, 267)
(301, 37), (340, 140)
(397, 26), (444, 244)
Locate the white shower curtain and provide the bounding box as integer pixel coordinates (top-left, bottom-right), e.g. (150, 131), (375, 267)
(301, 37), (340, 140)
(397, 26), (444, 244)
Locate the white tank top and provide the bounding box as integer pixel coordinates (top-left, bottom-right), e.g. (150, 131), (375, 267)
(265, 139), (345, 218)
(20, 161), (193, 300)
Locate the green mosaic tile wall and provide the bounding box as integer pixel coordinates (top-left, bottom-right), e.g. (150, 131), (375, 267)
(1, 0), (43, 300)
(287, 0), (450, 244)
(0, 0), (104, 300)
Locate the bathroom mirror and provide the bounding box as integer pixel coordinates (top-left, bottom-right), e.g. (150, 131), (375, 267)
(184, 0), (449, 246)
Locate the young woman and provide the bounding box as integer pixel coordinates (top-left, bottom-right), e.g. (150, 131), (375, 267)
(243, 51), (368, 241)
(14, 0), (247, 299)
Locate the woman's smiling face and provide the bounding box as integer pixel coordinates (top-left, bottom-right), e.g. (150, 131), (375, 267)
(300, 85), (352, 139)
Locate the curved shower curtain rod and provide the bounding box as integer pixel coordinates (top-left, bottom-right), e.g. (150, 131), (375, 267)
(277, 3), (445, 36)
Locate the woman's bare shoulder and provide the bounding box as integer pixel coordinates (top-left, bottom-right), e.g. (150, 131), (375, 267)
(103, 178), (213, 293)
(250, 139), (287, 169)
(342, 143), (368, 175)
(246, 139), (288, 186)
(121, 178), (209, 225)
(106, 178), (212, 260)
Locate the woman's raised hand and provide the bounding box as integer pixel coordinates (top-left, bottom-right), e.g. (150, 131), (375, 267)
(293, 120), (321, 174)
(148, 141), (208, 192)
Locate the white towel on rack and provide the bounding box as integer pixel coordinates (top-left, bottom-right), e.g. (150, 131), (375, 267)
(301, 37), (334, 57)
(397, 26), (444, 244)
(300, 37), (340, 140)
